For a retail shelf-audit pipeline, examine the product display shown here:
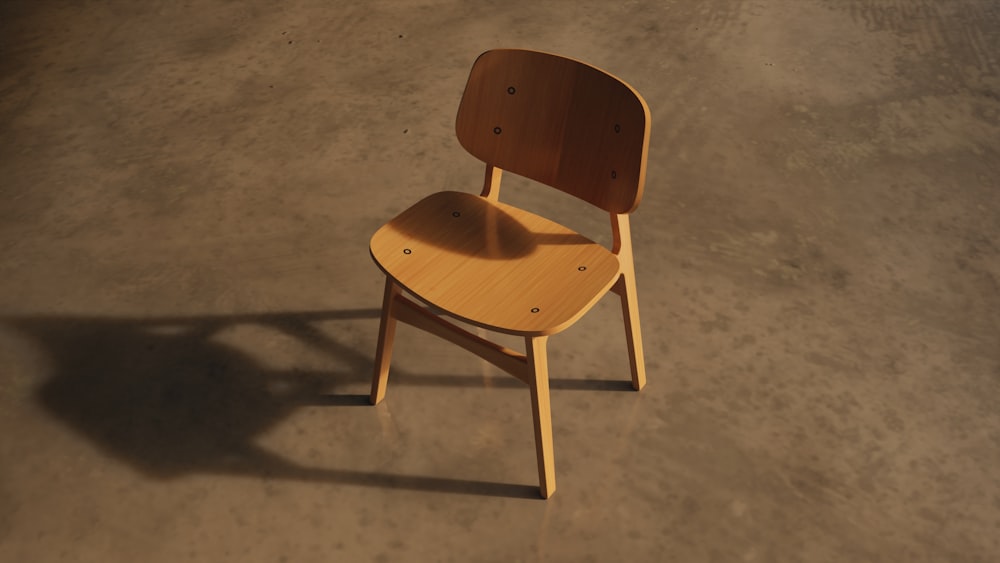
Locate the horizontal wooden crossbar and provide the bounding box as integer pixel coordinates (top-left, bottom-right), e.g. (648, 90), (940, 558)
(392, 294), (532, 384)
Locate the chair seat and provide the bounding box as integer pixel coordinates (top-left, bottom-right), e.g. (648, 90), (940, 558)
(370, 191), (621, 336)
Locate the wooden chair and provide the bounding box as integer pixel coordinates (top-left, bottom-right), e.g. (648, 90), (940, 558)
(368, 49), (650, 498)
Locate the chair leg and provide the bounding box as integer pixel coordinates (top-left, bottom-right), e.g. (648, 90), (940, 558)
(526, 336), (556, 499)
(618, 273), (647, 391)
(370, 277), (401, 405)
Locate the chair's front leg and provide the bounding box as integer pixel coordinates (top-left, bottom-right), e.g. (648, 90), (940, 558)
(370, 277), (401, 405)
(526, 335), (555, 498)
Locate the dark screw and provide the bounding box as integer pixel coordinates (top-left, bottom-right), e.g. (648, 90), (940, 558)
(403, 248), (412, 254)
(614, 124), (621, 133)
(507, 86), (516, 94)
(493, 126), (502, 134)
(578, 266), (587, 271)
(611, 170), (617, 179)
(530, 307), (540, 313)
(452, 211), (461, 217)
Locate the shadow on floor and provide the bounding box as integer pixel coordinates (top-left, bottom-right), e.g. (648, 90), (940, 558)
(4, 309), (628, 499)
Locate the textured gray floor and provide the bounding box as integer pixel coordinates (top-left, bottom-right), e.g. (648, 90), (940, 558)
(1, 1), (999, 561)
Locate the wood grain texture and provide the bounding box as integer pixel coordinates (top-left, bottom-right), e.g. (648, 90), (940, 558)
(370, 191), (621, 336)
(456, 49), (651, 214)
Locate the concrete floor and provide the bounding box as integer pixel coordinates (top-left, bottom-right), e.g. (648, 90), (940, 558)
(1, 0), (999, 561)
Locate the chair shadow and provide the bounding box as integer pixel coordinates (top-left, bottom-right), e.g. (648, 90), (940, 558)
(4, 309), (618, 500)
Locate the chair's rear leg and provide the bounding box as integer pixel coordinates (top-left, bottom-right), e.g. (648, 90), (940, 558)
(611, 214), (647, 391)
(618, 273), (647, 391)
(370, 277), (401, 405)
(526, 336), (556, 498)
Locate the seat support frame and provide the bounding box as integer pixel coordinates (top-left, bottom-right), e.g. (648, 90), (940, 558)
(369, 277), (560, 498)
(369, 164), (646, 499)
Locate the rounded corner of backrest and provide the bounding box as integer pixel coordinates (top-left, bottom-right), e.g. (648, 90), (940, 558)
(455, 50), (503, 160)
(593, 68), (650, 215)
(621, 68), (652, 205)
(622, 85), (652, 214)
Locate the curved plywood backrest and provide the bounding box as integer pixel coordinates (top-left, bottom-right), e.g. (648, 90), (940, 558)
(456, 49), (651, 214)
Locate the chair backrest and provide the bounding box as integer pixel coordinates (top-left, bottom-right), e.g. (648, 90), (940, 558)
(456, 49), (650, 214)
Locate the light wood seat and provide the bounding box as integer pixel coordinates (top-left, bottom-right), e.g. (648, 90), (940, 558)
(370, 190), (620, 336)
(368, 49), (651, 499)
